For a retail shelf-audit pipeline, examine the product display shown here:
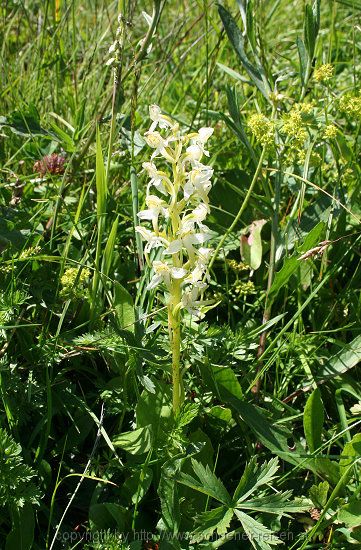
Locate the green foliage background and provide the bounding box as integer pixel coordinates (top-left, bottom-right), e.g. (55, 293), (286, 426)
(0, 0), (360, 549)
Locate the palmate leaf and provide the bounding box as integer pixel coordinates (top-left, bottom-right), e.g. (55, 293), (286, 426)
(233, 457), (279, 503)
(234, 510), (281, 550)
(177, 458), (233, 506)
(238, 491), (309, 516)
(191, 506), (234, 543)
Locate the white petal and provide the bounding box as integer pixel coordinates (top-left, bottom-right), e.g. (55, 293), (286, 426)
(138, 209), (156, 220)
(186, 144), (203, 161)
(184, 181), (194, 199)
(164, 240), (182, 254)
(198, 127), (214, 142)
(171, 267), (187, 279)
(135, 226), (153, 241)
(147, 274), (162, 290)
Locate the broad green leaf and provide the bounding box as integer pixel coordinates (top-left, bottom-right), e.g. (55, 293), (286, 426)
(191, 506), (234, 542)
(234, 457), (279, 503)
(303, 388), (324, 453)
(114, 282), (135, 332)
(123, 467), (153, 505)
(337, 500), (361, 528)
(177, 459), (232, 507)
(112, 425), (152, 455)
(0, 104), (55, 139)
(208, 406), (232, 428)
(200, 362), (243, 401)
(309, 481), (329, 508)
(89, 503), (127, 531)
(136, 380), (173, 444)
(206, 374), (340, 480)
(315, 335), (361, 382)
(339, 433), (361, 477)
(240, 219), (266, 270)
(234, 510), (281, 549)
(218, 5), (270, 100)
(5, 504), (34, 550)
(268, 256), (299, 299)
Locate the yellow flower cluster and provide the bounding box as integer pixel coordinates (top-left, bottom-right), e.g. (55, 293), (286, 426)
(323, 124), (338, 139)
(233, 280), (256, 297)
(248, 113), (274, 146)
(314, 64), (334, 82)
(339, 93), (361, 118)
(227, 259), (250, 273)
(282, 109), (307, 144)
(60, 267), (90, 299)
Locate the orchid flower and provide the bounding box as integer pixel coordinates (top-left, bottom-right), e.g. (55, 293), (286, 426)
(147, 261), (187, 291)
(137, 105), (214, 412)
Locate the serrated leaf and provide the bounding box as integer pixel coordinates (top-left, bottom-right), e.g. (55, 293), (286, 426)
(238, 492), (309, 515)
(303, 388), (324, 453)
(234, 510), (281, 549)
(234, 457), (279, 503)
(158, 443), (205, 534)
(177, 459), (232, 507)
(191, 506), (234, 543)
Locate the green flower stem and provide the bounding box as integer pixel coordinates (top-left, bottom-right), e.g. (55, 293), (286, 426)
(169, 278), (182, 413)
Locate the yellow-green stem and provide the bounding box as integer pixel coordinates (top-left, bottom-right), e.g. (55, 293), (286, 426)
(169, 279), (182, 413)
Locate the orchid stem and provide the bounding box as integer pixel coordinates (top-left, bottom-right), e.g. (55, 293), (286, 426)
(170, 271), (182, 413)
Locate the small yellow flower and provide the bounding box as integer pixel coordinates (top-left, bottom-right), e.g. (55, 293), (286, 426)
(282, 109), (307, 144)
(233, 280), (256, 297)
(227, 259), (250, 273)
(60, 267), (90, 300)
(248, 113), (274, 147)
(323, 124), (337, 139)
(314, 64), (334, 82)
(339, 93), (361, 118)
